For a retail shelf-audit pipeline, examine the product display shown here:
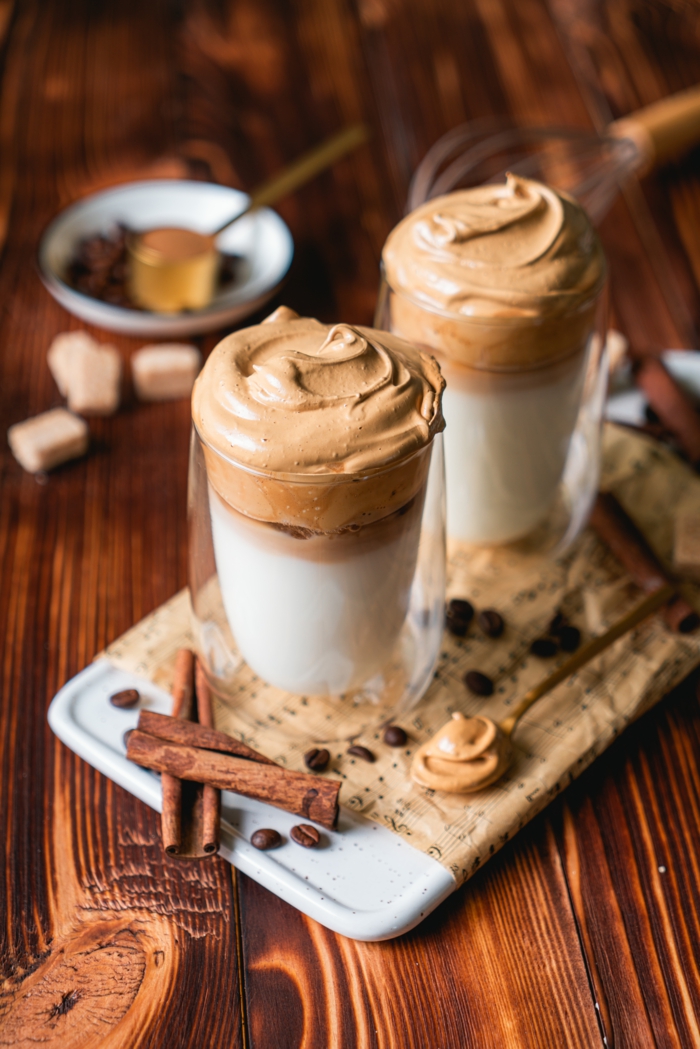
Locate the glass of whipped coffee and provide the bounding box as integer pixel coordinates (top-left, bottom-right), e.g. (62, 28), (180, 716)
(377, 174), (607, 549)
(189, 309), (446, 709)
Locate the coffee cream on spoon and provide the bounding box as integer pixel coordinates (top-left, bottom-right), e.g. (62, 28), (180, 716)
(411, 712), (513, 792)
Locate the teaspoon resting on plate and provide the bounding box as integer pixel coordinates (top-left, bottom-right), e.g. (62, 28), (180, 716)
(411, 583), (677, 793)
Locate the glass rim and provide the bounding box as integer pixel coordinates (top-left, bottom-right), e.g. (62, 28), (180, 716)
(192, 420), (438, 486)
(378, 261), (607, 330)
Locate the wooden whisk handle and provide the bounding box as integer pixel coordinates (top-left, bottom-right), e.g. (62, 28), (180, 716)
(609, 84), (700, 171)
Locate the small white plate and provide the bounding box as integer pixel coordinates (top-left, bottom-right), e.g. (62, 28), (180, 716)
(38, 180), (294, 337)
(48, 660), (455, 941)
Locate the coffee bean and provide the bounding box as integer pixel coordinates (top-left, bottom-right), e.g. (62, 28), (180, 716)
(548, 612), (568, 636)
(251, 828), (281, 851)
(304, 747), (330, 771)
(110, 688), (140, 709)
(347, 744), (375, 762)
(290, 824), (320, 848)
(123, 729), (134, 750)
(464, 670), (494, 696)
(446, 598), (474, 637)
(448, 598), (474, 622)
(558, 625), (581, 652)
(478, 609), (504, 638)
(530, 637), (558, 658)
(383, 725), (408, 747)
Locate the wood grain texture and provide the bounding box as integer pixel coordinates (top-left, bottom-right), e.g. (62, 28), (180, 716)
(556, 675), (700, 1048)
(239, 816), (602, 1049)
(0, 1), (242, 1044)
(0, 0), (699, 1046)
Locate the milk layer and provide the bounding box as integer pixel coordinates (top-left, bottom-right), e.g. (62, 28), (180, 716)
(209, 488), (424, 695)
(441, 348), (588, 544)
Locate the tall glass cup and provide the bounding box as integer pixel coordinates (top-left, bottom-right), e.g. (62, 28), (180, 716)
(189, 428), (446, 713)
(377, 169), (608, 553)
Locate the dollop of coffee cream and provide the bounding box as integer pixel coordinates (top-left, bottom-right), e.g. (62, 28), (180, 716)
(411, 712), (512, 793)
(383, 174), (605, 321)
(193, 315), (444, 476)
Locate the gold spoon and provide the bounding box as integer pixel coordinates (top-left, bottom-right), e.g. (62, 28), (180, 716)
(127, 123), (368, 313)
(412, 583), (677, 793)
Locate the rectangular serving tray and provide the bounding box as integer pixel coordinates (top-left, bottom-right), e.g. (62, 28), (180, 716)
(48, 660), (455, 941)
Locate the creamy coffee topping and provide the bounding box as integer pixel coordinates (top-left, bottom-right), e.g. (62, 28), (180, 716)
(411, 712), (512, 792)
(383, 174), (605, 321)
(193, 316), (444, 476)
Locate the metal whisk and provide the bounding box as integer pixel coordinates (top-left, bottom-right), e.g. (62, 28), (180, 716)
(408, 86), (700, 221)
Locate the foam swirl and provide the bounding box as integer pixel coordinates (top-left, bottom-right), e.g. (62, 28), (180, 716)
(383, 174), (605, 320)
(193, 317), (444, 477)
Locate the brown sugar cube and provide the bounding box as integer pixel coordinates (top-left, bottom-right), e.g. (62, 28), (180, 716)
(8, 408), (88, 473)
(47, 331), (98, 396)
(673, 508), (700, 582)
(131, 344), (202, 401)
(68, 341), (121, 415)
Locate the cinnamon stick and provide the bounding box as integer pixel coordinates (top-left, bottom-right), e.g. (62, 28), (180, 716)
(137, 710), (279, 766)
(127, 731), (340, 829)
(195, 659), (220, 855)
(161, 649), (194, 855)
(589, 492), (700, 633)
(635, 357), (700, 466)
(161, 648), (220, 860)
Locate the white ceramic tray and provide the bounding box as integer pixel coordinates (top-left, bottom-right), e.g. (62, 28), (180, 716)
(38, 180), (294, 337)
(48, 660), (455, 941)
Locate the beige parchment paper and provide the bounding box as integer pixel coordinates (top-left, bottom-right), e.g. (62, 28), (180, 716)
(100, 424), (700, 885)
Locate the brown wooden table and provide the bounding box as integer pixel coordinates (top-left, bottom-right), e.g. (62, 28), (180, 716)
(1, 1), (700, 1045)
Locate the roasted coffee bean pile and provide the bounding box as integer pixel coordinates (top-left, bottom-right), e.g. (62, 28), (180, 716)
(258, 722), (412, 852)
(451, 595), (583, 696)
(446, 597), (505, 641)
(447, 596), (505, 698)
(65, 226), (244, 312)
(66, 226), (133, 307)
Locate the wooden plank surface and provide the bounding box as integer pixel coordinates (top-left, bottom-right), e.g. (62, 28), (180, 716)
(0, 0), (699, 1046)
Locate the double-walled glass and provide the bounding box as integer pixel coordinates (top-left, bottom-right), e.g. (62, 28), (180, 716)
(189, 427), (446, 712)
(376, 282), (607, 552)
(380, 130), (610, 553)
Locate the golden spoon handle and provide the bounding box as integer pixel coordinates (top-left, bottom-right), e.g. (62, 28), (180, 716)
(213, 123), (369, 236)
(499, 583), (677, 738)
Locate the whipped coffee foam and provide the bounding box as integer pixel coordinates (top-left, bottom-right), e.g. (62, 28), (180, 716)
(193, 316), (444, 532)
(383, 174), (605, 370)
